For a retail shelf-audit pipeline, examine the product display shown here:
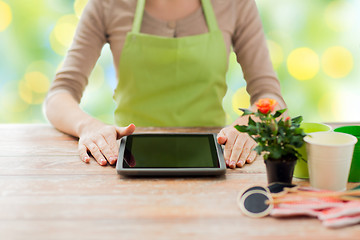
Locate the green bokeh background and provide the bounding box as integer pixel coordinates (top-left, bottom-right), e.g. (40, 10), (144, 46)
(0, 0), (359, 124)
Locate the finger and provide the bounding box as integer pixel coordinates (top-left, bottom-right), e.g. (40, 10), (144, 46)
(224, 132), (238, 169)
(116, 124), (136, 139)
(217, 129), (227, 145)
(228, 136), (246, 168)
(236, 139), (252, 168)
(246, 142), (258, 163)
(86, 142), (107, 166)
(78, 144), (90, 163)
(101, 128), (119, 164)
(95, 135), (117, 165)
(246, 138), (257, 163)
(103, 139), (119, 165)
(247, 150), (258, 163)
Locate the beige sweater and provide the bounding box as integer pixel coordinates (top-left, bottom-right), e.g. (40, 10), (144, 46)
(48, 0), (285, 108)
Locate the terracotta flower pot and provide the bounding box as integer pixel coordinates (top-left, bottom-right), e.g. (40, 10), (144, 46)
(264, 159), (297, 184)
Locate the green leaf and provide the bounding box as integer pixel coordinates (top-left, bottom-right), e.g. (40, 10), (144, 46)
(239, 108), (254, 116)
(291, 136), (304, 148)
(273, 109), (287, 118)
(269, 148), (282, 159)
(254, 145), (263, 155)
(294, 128), (305, 135)
(248, 116), (256, 126)
(291, 116), (303, 124)
(234, 125), (248, 132)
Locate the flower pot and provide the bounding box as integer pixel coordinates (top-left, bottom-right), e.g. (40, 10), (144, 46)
(264, 159), (296, 184)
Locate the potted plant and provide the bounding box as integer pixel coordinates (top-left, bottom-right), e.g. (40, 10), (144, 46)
(235, 98), (306, 184)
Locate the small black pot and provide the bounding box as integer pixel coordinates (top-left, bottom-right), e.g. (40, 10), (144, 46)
(264, 159), (297, 184)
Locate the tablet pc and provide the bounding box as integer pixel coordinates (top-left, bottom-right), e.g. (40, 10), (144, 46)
(116, 133), (226, 176)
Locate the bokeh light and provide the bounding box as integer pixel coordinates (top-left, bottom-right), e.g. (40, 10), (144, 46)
(287, 47), (320, 81)
(321, 46), (353, 79)
(324, 0), (357, 32)
(0, 82), (29, 122)
(317, 92), (341, 121)
(231, 87), (250, 115)
(50, 14), (78, 56)
(18, 71), (50, 105)
(25, 72), (50, 94)
(267, 40), (284, 70)
(18, 80), (33, 104)
(0, 1), (12, 32)
(337, 89), (360, 121)
(74, 0), (88, 18)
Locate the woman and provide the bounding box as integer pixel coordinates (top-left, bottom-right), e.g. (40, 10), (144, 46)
(44, 0), (286, 168)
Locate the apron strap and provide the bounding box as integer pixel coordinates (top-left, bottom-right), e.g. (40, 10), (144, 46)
(132, 0), (145, 33)
(131, 0), (219, 34)
(201, 0), (219, 32)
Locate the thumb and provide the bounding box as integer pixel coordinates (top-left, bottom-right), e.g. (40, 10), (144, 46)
(115, 123), (136, 139)
(217, 130), (227, 145)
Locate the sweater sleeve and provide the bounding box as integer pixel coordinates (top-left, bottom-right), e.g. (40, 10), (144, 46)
(46, 0), (109, 102)
(232, 0), (286, 108)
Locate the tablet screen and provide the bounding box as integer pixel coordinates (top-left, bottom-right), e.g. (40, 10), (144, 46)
(123, 134), (220, 168)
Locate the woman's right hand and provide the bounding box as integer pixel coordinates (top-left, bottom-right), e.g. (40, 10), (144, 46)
(44, 92), (135, 166)
(77, 120), (136, 166)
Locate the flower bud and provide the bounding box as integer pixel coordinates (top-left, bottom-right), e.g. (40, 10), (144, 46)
(270, 120), (278, 134)
(285, 116), (291, 127)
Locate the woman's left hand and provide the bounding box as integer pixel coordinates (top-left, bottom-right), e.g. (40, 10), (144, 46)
(217, 117), (257, 169)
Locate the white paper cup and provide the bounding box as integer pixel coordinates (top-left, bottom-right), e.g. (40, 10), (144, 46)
(304, 132), (357, 191)
(294, 122), (332, 179)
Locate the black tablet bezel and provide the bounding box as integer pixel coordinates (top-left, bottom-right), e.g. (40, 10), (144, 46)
(116, 133), (226, 176)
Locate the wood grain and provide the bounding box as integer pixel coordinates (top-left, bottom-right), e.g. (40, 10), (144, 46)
(0, 124), (359, 240)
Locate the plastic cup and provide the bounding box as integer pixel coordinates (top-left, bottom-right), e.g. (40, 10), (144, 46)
(334, 126), (360, 182)
(304, 132), (357, 191)
(293, 122), (332, 179)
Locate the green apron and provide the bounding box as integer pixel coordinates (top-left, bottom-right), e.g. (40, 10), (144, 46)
(114, 0), (228, 127)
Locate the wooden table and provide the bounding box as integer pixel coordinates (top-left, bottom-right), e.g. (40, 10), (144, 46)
(0, 124), (359, 240)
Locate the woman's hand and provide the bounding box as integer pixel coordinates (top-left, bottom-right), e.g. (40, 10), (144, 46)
(44, 91), (136, 166)
(77, 121), (136, 166)
(217, 116), (257, 169)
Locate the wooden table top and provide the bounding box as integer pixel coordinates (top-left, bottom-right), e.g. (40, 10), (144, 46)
(0, 123), (359, 240)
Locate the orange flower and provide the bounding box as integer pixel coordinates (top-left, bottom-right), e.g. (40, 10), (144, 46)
(255, 98), (277, 114)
